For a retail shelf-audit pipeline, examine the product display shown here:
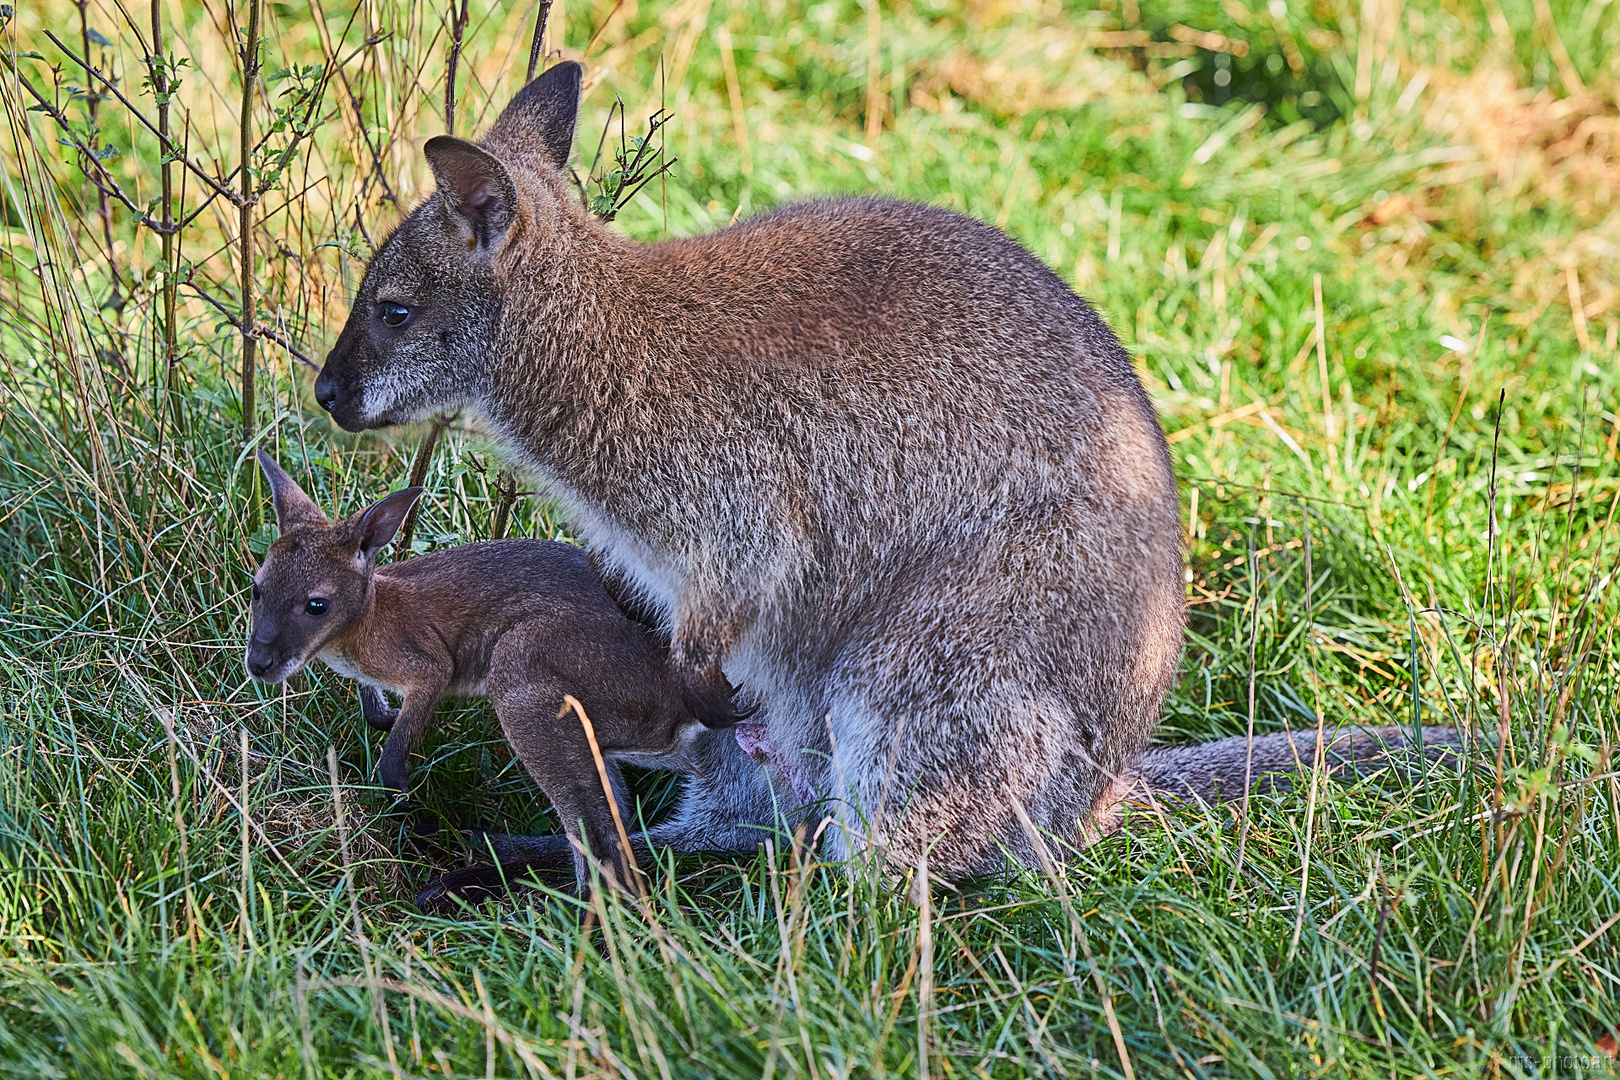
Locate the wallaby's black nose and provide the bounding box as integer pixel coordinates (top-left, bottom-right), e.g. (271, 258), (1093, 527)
(246, 650), (275, 678)
(313, 368), (338, 413)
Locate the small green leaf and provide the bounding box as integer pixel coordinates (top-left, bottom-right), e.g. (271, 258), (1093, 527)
(86, 28), (113, 47)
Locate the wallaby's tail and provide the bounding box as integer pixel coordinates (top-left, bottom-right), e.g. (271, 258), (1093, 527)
(1134, 725), (1466, 806)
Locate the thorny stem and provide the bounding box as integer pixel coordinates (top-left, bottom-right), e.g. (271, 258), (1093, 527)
(150, 0), (178, 425)
(76, 0), (121, 311)
(238, 0), (261, 445)
(43, 31), (239, 206)
(444, 0), (469, 135)
(395, 419), (447, 556)
(490, 468), (518, 540)
(526, 0), (555, 83)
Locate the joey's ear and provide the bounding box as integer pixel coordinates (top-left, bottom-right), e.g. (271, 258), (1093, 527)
(257, 450), (329, 531)
(485, 60), (582, 168)
(353, 486), (425, 557)
(424, 137), (519, 245)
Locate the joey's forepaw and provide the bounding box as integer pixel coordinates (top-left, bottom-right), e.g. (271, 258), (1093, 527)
(363, 706), (400, 731)
(678, 668), (758, 728)
(357, 686), (399, 731)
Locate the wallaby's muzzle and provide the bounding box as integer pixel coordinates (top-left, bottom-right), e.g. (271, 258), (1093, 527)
(313, 360), (369, 432)
(245, 632), (294, 683)
(314, 316), (379, 431)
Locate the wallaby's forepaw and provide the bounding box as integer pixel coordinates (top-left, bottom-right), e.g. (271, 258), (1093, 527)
(364, 706), (400, 731)
(358, 685), (399, 731)
(677, 666), (758, 728)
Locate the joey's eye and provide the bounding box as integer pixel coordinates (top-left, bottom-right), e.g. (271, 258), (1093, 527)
(305, 598), (330, 617)
(377, 302), (411, 328)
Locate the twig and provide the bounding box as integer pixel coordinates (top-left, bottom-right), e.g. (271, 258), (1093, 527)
(76, 0), (122, 309)
(149, 0), (178, 408)
(42, 31), (241, 205)
(525, 0), (555, 83)
(1233, 544), (1261, 885)
(183, 278), (318, 369)
(395, 418), (447, 555)
(444, 0), (470, 135)
(490, 467), (518, 539)
(237, 0), (262, 444)
(5, 66), (177, 231)
(563, 694), (644, 897)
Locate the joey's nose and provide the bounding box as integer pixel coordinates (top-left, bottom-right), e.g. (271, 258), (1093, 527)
(245, 641), (277, 679)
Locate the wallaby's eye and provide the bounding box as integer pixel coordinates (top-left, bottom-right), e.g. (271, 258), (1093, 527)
(305, 598), (330, 617)
(377, 302), (411, 328)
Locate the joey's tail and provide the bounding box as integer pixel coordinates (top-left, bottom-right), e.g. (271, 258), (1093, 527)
(1134, 725), (1466, 806)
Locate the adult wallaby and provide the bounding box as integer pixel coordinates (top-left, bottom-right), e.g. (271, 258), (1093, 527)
(243, 451), (772, 893)
(313, 61), (1460, 897)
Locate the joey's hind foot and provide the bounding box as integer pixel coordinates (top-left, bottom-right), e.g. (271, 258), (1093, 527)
(416, 862), (577, 915)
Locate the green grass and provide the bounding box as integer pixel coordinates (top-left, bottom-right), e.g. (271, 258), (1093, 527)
(3, 0), (1620, 1075)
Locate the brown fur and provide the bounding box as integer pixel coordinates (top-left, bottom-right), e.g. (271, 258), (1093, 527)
(245, 451), (765, 895)
(313, 64), (1460, 897)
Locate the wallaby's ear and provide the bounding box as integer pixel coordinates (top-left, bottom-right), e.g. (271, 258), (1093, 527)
(485, 60), (582, 168)
(257, 450), (329, 531)
(424, 137), (518, 245)
(353, 486), (425, 557)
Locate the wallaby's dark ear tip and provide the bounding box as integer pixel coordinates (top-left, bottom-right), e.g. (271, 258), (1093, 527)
(513, 59), (583, 106)
(488, 60), (583, 168)
(540, 59), (583, 89)
(259, 451), (327, 530)
(423, 133), (467, 157)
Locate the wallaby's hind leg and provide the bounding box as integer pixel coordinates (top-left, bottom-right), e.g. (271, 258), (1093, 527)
(415, 726), (797, 910)
(415, 836), (577, 914)
(810, 546), (1167, 881)
(485, 633), (667, 896)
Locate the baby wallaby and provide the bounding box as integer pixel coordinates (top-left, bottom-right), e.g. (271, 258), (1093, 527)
(243, 451), (722, 893)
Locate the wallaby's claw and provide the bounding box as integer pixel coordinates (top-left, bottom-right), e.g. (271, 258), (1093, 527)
(357, 685), (399, 731)
(679, 669), (757, 728)
(364, 706), (400, 731)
